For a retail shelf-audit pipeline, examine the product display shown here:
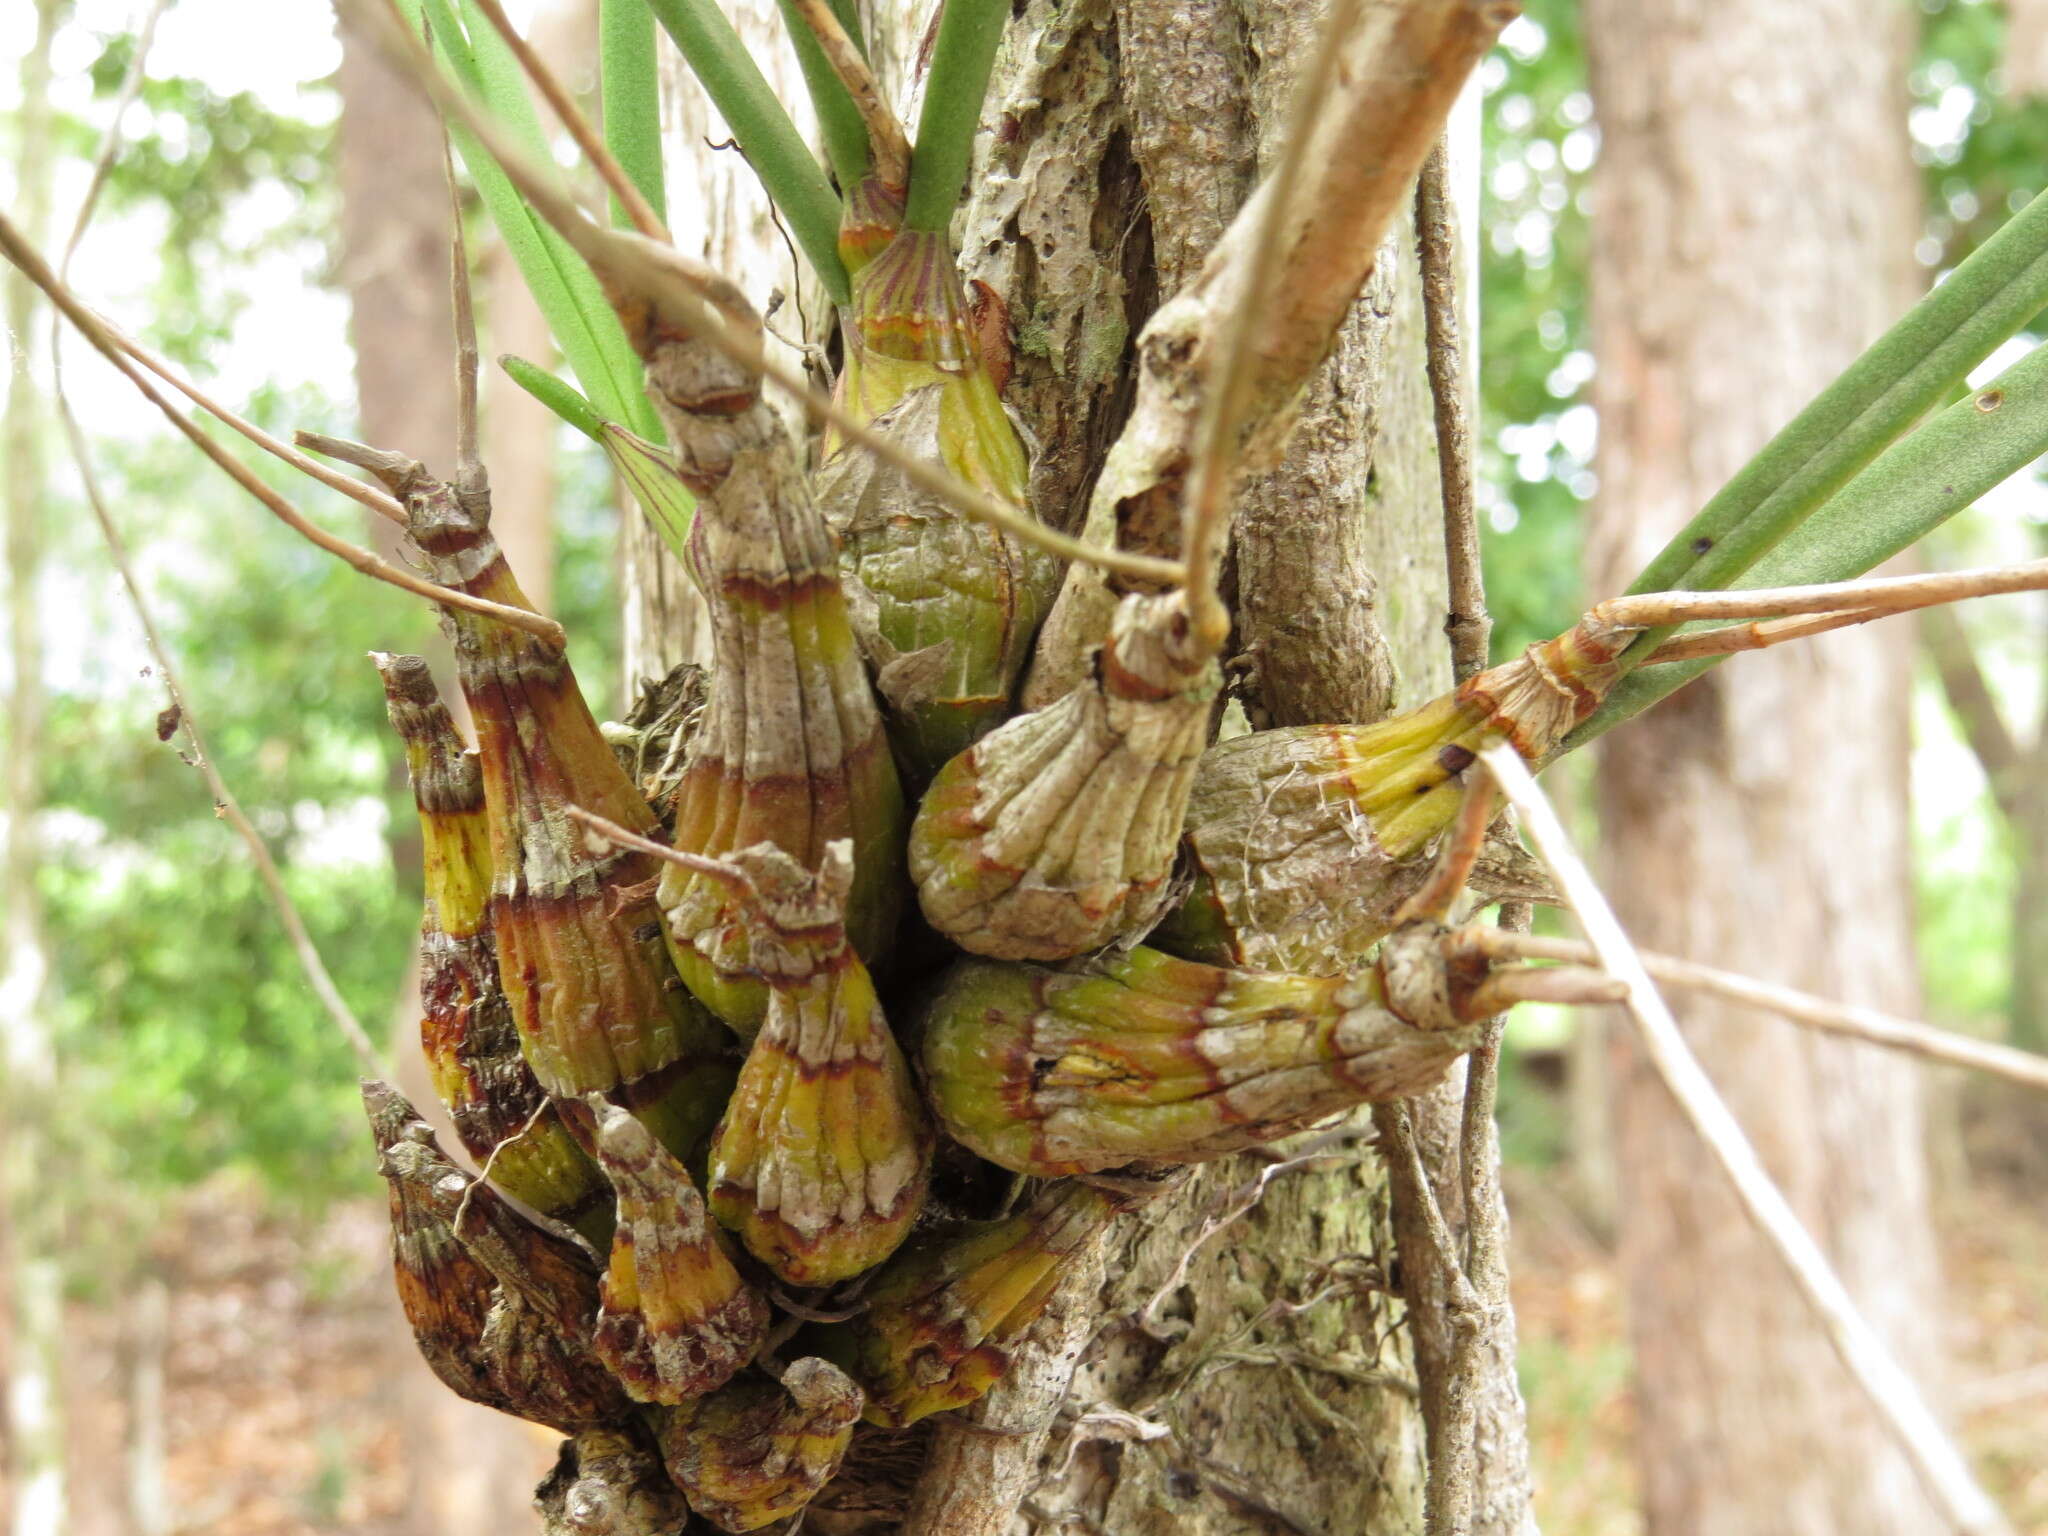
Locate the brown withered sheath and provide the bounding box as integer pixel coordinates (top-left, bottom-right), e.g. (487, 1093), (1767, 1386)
(362, 1080), (632, 1433)
(322, 442), (738, 1164)
(909, 590), (1218, 961)
(589, 1102), (769, 1405)
(653, 1359), (865, 1533)
(374, 652), (612, 1247)
(704, 841), (932, 1287)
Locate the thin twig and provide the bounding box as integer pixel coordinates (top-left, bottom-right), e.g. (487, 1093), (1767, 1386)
(55, 0), (171, 276)
(467, 0), (671, 242)
(1452, 927), (2048, 1095)
(1417, 136), (1488, 682)
(0, 215), (566, 648)
(1179, 0), (1365, 653)
(356, 0), (1182, 587)
(1394, 776), (1498, 925)
(785, 0), (910, 189)
(82, 313), (407, 523)
(1479, 741), (2014, 1536)
(444, 126), (484, 495)
(1603, 556), (2048, 629)
(51, 398), (390, 1081)
(1380, 1101), (1483, 1536)
(37, 0), (385, 1084)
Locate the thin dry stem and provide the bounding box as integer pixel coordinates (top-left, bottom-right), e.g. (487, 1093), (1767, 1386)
(0, 215), (566, 646)
(1418, 137), (1488, 682)
(468, 0), (671, 242)
(52, 393), (389, 1081)
(355, 0), (1182, 587)
(562, 803), (754, 895)
(444, 127), (484, 494)
(1454, 927), (2048, 1095)
(1479, 741), (2014, 1536)
(90, 314), (406, 523)
(1606, 557), (2048, 630)
(1380, 1101), (1483, 1536)
(786, 0), (910, 189)
(54, 0), (170, 276)
(1647, 605), (1891, 663)
(1178, 0), (1363, 653)
(1396, 777), (1499, 925)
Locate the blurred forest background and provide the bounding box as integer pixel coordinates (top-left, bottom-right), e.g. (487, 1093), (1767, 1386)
(3, 0), (2048, 1531)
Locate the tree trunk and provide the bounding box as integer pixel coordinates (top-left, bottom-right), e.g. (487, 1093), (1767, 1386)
(1581, 4), (1946, 1533)
(621, 2), (1521, 1528)
(3, 7), (69, 1534)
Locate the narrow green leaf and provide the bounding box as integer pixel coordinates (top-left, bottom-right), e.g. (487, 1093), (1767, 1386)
(500, 355), (606, 443)
(600, 422), (697, 563)
(1568, 340), (2048, 749)
(1626, 189), (2048, 610)
(416, 0), (664, 442)
(644, 0), (851, 303)
(906, 0), (1007, 233)
(776, 0), (871, 190)
(601, 0), (668, 228)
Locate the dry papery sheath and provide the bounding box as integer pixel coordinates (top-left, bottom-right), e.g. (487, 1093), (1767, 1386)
(1156, 616), (1628, 971)
(590, 1103), (768, 1405)
(910, 590), (1219, 961)
(375, 652), (612, 1247)
(706, 841), (932, 1287)
(387, 458), (735, 1164)
(654, 1359), (864, 1533)
(620, 280), (906, 1037)
(920, 923), (1486, 1176)
(817, 202), (1062, 777)
(362, 1081), (631, 1433)
(809, 1177), (1144, 1428)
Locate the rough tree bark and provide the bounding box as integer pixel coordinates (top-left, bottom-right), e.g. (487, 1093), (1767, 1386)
(1581, 4), (1948, 1533)
(621, 2), (1527, 1529)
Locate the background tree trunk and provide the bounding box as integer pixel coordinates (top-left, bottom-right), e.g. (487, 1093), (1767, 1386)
(335, 16), (559, 1532)
(1580, 4), (1947, 1533)
(623, 1), (1525, 1527)
(2, 6), (68, 1535)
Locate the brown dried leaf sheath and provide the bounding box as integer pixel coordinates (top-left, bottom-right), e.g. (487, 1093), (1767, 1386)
(706, 842), (932, 1286)
(363, 1081), (631, 1433)
(655, 1359), (865, 1532)
(591, 1104), (769, 1405)
(909, 592), (1219, 960)
(375, 653), (611, 1246)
